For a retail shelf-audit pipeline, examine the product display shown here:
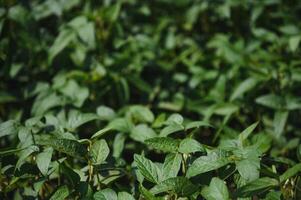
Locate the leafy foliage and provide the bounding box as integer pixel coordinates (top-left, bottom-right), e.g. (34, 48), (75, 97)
(1, 0), (301, 199)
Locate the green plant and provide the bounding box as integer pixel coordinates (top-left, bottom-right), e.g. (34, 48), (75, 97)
(1, 0), (301, 199)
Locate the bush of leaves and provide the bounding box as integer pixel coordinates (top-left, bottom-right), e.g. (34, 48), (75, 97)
(1, 0), (301, 199)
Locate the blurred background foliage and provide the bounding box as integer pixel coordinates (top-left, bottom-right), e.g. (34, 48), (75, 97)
(1, 0), (301, 199)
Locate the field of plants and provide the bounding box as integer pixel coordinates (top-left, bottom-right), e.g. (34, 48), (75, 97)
(1, 0), (301, 199)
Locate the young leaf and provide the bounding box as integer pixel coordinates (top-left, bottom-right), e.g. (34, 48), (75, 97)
(185, 121), (212, 131)
(201, 177), (230, 200)
(145, 137), (180, 153)
(178, 138), (205, 154)
(49, 185), (69, 200)
(150, 177), (198, 197)
(0, 120), (18, 138)
(186, 151), (230, 178)
(117, 192), (135, 200)
(139, 184), (161, 200)
(97, 105), (116, 121)
(130, 124), (157, 143)
(36, 147), (53, 176)
(134, 154), (162, 184)
(160, 123), (184, 137)
(162, 153), (182, 180)
(94, 188), (117, 200)
(239, 122), (258, 142)
(234, 177), (279, 198)
(89, 139), (109, 165)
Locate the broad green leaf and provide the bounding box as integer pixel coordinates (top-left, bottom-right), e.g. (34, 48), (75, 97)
(236, 159), (260, 182)
(162, 153), (182, 180)
(89, 139), (109, 165)
(42, 138), (87, 159)
(280, 163), (301, 183)
(94, 188), (117, 200)
(185, 121), (212, 131)
(128, 105), (154, 123)
(150, 177), (198, 197)
(160, 123), (184, 137)
(178, 138), (204, 154)
(289, 35), (301, 52)
(97, 106), (116, 121)
(117, 192), (135, 200)
(61, 163), (80, 187)
(49, 185), (69, 200)
(36, 147), (53, 176)
(0, 120), (18, 138)
(201, 177), (229, 200)
(134, 154), (162, 184)
(166, 113), (184, 125)
(186, 151), (230, 178)
(130, 124), (157, 143)
(108, 118), (133, 133)
(234, 177), (279, 198)
(145, 137), (180, 153)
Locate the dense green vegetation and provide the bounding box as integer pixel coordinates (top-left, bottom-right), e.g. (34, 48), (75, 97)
(1, 0), (301, 199)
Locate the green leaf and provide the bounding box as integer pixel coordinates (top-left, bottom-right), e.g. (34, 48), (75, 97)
(160, 123), (184, 137)
(130, 124), (157, 143)
(91, 127), (112, 139)
(94, 188), (117, 200)
(89, 139), (109, 165)
(186, 151), (230, 178)
(134, 154), (162, 184)
(185, 121), (212, 131)
(16, 145), (39, 170)
(239, 122), (258, 143)
(36, 147), (53, 176)
(234, 177), (279, 198)
(236, 159), (260, 182)
(48, 29), (75, 63)
(113, 133), (126, 158)
(150, 177), (198, 197)
(162, 153), (182, 180)
(145, 137), (180, 153)
(49, 185), (69, 200)
(178, 138), (204, 154)
(166, 113), (184, 125)
(280, 163), (301, 183)
(273, 110), (288, 139)
(42, 138), (87, 159)
(66, 110), (99, 131)
(139, 184), (160, 200)
(230, 78), (258, 101)
(255, 94), (285, 110)
(97, 105), (116, 121)
(117, 192), (135, 200)
(289, 35), (301, 52)
(201, 177), (229, 200)
(108, 118), (133, 133)
(0, 120), (19, 138)
(128, 105), (154, 123)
